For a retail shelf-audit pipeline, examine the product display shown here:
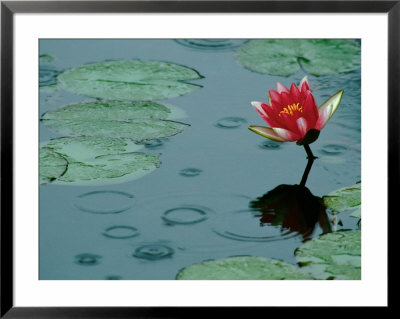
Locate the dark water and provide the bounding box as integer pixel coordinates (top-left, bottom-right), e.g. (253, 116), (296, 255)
(39, 39), (360, 280)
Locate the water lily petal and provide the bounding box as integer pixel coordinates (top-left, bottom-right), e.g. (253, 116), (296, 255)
(299, 76), (311, 92)
(270, 99), (285, 115)
(276, 82), (289, 93)
(278, 113), (301, 133)
(315, 103), (333, 130)
(272, 127), (300, 142)
(251, 101), (282, 127)
(302, 91), (319, 124)
(318, 90), (344, 120)
(268, 89), (282, 105)
(280, 91), (294, 106)
(248, 126), (286, 142)
(296, 117), (309, 137)
(251, 102), (272, 125)
(251, 101), (268, 117)
(290, 83), (301, 101)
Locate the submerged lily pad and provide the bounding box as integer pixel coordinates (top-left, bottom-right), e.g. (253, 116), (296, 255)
(41, 137), (160, 185)
(323, 182), (361, 212)
(236, 39), (360, 77)
(39, 147), (68, 185)
(57, 60), (203, 100)
(295, 230), (361, 280)
(40, 84), (59, 93)
(176, 256), (313, 280)
(42, 118), (189, 142)
(42, 100), (186, 121)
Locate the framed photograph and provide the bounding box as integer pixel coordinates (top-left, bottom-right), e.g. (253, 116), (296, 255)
(1, 0), (393, 316)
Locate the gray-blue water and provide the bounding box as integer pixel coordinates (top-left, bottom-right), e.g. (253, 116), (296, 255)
(39, 39), (360, 280)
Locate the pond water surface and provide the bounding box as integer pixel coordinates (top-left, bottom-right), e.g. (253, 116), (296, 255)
(39, 39), (360, 280)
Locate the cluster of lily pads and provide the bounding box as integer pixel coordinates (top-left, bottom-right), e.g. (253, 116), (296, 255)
(40, 59), (203, 185)
(177, 182), (361, 280)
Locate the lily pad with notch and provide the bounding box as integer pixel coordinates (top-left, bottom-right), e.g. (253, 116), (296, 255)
(40, 137), (161, 186)
(236, 39), (361, 77)
(57, 59), (204, 100)
(41, 136), (144, 161)
(39, 147), (68, 185)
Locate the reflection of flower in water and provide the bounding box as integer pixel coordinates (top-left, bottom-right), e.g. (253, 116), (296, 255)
(250, 184), (331, 241)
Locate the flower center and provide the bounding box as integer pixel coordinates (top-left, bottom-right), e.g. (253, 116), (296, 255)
(279, 103), (303, 116)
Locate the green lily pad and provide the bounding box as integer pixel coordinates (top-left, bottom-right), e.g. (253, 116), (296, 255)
(236, 39), (361, 77)
(55, 152), (160, 186)
(295, 230), (361, 280)
(41, 136), (143, 161)
(41, 100), (186, 121)
(39, 147), (68, 185)
(323, 182), (361, 212)
(57, 60), (203, 100)
(40, 54), (55, 63)
(176, 256), (313, 280)
(41, 137), (160, 185)
(350, 205), (361, 218)
(42, 118), (189, 142)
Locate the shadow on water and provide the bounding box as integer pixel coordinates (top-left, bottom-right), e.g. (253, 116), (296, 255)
(249, 150), (331, 242)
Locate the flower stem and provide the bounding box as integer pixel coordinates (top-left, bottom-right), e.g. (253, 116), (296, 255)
(304, 144), (317, 160)
(300, 145), (317, 187)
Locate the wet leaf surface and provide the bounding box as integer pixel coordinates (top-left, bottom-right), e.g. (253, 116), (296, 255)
(295, 230), (361, 280)
(40, 137), (160, 185)
(323, 182), (361, 213)
(236, 39), (360, 76)
(176, 256), (313, 280)
(57, 59), (203, 100)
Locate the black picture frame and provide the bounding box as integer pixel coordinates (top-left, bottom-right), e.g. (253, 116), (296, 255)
(1, 1), (394, 317)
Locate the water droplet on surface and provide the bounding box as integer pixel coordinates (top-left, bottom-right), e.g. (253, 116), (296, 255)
(74, 190), (134, 214)
(215, 117), (247, 129)
(162, 206), (209, 225)
(319, 144), (347, 155)
(133, 244), (174, 260)
(74, 253), (102, 266)
(105, 275), (122, 280)
(320, 156), (346, 164)
(179, 168), (202, 177)
(136, 138), (166, 149)
(174, 39), (247, 51)
(259, 140), (282, 150)
(103, 226), (140, 239)
(212, 209), (298, 243)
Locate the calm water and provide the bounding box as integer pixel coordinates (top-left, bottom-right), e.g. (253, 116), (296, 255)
(39, 39), (360, 280)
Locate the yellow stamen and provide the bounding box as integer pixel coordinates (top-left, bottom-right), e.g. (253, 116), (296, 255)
(279, 103), (303, 116)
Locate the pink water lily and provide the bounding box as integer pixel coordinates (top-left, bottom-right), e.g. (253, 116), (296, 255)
(249, 77), (343, 145)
